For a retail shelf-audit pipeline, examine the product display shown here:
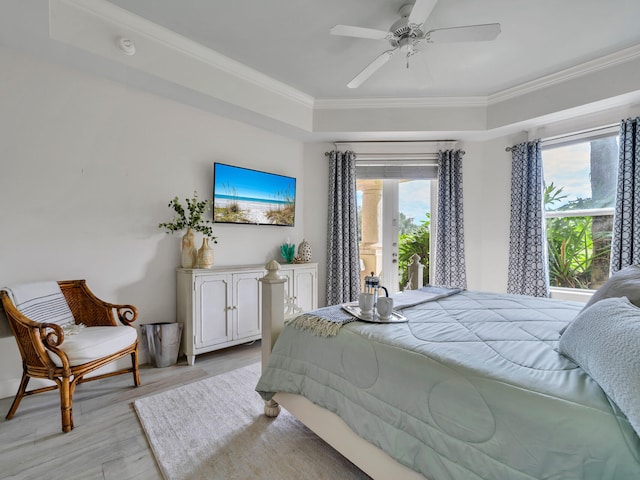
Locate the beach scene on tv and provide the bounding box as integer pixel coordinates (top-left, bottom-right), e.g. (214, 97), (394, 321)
(213, 164), (296, 226)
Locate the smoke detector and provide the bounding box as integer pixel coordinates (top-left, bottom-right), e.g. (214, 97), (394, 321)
(116, 37), (136, 56)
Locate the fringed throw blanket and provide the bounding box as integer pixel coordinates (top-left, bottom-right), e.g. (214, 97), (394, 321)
(287, 305), (356, 337)
(288, 286), (462, 337)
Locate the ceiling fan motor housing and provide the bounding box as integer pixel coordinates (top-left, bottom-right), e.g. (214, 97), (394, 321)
(389, 18), (424, 49)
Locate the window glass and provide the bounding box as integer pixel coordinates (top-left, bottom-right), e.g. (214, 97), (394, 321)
(542, 136), (618, 290)
(356, 179), (431, 292)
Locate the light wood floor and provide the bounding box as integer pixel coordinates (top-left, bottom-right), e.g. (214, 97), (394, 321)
(0, 342), (261, 480)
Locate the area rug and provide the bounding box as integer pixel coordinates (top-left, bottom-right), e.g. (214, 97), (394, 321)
(134, 363), (370, 480)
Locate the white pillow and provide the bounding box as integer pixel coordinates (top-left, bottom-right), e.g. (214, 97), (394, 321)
(559, 296), (640, 437)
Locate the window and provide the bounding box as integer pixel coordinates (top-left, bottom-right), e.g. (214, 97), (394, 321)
(542, 129), (619, 290)
(338, 140), (453, 293)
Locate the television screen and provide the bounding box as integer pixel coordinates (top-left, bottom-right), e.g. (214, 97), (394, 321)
(213, 163), (296, 226)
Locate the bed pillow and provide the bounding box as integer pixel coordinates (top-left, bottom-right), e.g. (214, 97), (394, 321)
(583, 264), (640, 310)
(558, 264), (640, 336)
(559, 296), (640, 437)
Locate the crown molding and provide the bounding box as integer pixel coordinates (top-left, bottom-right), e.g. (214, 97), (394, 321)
(315, 44), (640, 110)
(314, 96), (488, 110)
(488, 44), (640, 105)
(54, 0), (315, 108)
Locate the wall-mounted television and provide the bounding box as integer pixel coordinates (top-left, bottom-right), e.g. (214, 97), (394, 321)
(213, 163), (296, 226)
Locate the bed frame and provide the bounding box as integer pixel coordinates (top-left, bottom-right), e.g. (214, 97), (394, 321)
(260, 260), (425, 480)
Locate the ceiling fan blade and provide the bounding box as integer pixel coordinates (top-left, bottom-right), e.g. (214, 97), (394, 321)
(347, 50), (396, 89)
(408, 0), (438, 27)
(425, 23), (501, 43)
(330, 24), (392, 40)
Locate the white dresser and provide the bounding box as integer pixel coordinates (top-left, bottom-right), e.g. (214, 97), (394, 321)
(176, 263), (318, 365)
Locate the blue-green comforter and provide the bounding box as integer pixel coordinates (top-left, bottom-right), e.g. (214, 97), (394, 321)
(256, 290), (640, 480)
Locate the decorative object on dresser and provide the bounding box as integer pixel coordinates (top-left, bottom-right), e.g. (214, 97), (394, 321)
(280, 240), (295, 263)
(297, 238), (312, 263)
(196, 237), (214, 269)
(158, 191), (217, 268)
(176, 263), (317, 365)
(0, 280), (140, 433)
(181, 227), (197, 268)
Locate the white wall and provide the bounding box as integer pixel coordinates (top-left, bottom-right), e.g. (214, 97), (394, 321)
(302, 143), (331, 306)
(461, 133), (527, 293)
(0, 46), (315, 398)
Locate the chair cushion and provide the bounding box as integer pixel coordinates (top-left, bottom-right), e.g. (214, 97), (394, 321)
(47, 326), (138, 367)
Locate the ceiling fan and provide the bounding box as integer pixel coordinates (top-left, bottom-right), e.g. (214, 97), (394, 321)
(330, 0), (501, 88)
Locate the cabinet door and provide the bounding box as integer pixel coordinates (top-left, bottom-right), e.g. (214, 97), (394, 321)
(292, 267), (317, 312)
(194, 274), (232, 348)
(233, 271), (262, 340)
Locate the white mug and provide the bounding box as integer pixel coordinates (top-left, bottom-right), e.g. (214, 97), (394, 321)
(358, 292), (374, 315)
(376, 297), (394, 320)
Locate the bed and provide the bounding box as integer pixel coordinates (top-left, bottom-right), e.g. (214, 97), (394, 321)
(256, 261), (640, 479)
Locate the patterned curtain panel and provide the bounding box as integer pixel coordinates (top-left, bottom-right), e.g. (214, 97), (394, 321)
(434, 149), (467, 289)
(326, 150), (361, 305)
(507, 140), (549, 297)
(610, 117), (640, 272)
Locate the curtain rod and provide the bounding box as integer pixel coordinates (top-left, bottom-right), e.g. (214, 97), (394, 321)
(505, 123), (620, 152)
(324, 149), (466, 156)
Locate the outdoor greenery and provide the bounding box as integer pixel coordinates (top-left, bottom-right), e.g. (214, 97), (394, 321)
(398, 214), (430, 290)
(544, 137), (617, 289)
(544, 183), (611, 289)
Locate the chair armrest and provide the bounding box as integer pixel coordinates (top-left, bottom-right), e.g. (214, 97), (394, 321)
(0, 292), (72, 372)
(39, 323), (72, 371)
(100, 302), (138, 327)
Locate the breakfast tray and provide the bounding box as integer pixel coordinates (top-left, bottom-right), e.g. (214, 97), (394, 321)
(341, 303), (408, 323)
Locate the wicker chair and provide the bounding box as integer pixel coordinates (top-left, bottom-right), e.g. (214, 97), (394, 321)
(0, 279), (140, 433)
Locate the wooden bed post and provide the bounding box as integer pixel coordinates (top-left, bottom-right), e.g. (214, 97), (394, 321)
(260, 259), (286, 417)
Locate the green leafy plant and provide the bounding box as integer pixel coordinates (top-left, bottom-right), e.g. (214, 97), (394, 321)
(546, 215), (593, 288)
(398, 214), (430, 290)
(543, 182), (610, 288)
(158, 191), (218, 242)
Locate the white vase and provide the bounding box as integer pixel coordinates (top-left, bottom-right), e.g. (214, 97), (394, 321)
(197, 238), (214, 269)
(181, 228), (197, 268)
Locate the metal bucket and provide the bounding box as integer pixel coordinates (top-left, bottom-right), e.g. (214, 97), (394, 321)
(141, 322), (183, 368)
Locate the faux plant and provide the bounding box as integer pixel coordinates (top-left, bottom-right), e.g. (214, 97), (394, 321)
(158, 191), (218, 243)
(280, 242), (295, 263)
